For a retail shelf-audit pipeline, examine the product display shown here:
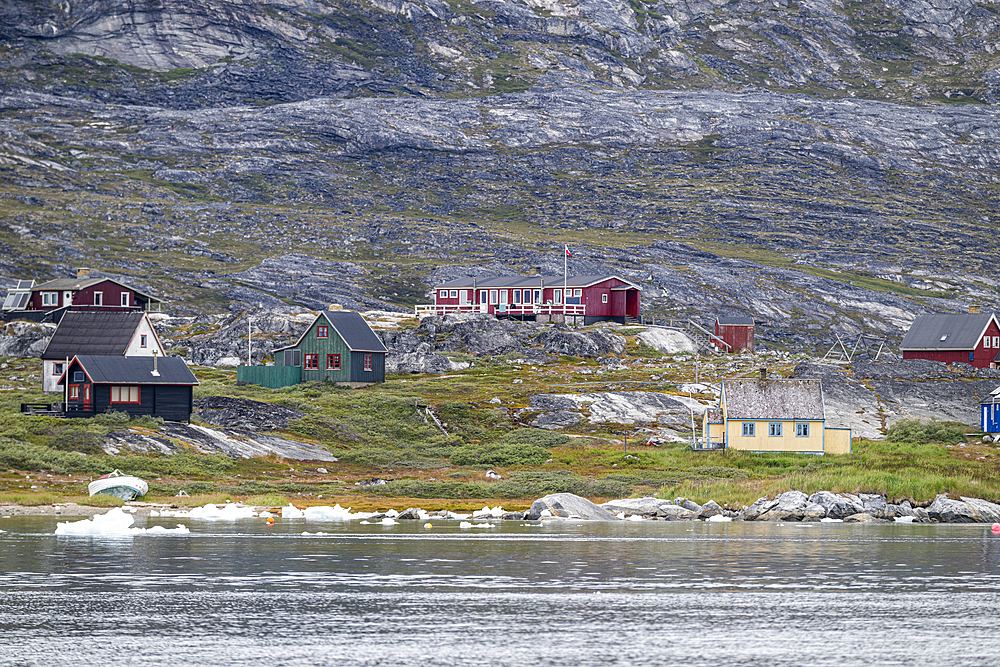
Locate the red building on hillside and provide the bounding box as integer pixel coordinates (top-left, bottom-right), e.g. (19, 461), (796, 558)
(713, 316), (755, 353)
(2, 269), (162, 323)
(417, 274), (641, 325)
(900, 311), (1000, 369)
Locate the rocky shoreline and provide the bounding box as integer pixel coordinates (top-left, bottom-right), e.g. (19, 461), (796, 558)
(9, 490), (1000, 524)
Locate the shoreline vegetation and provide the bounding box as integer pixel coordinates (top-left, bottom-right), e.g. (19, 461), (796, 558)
(2, 350), (999, 515)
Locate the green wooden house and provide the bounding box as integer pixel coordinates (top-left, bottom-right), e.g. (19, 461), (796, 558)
(238, 310), (387, 388)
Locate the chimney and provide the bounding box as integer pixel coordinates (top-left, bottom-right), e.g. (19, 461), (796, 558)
(970, 305), (981, 314)
(329, 304), (343, 310)
(76, 268), (90, 279)
(151, 348), (160, 377)
(528, 266), (541, 276)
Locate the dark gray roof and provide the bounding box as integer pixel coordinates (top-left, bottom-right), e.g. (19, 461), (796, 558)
(33, 277), (159, 302)
(900, 313), (997, 351)
(435, 274), (640, 290)
(323, 311), (388, 352)
(42, 311), (147, 360)
(717, 316), (754, 326)
(69, 355), (198, 385)
(723, 378), (825, 420)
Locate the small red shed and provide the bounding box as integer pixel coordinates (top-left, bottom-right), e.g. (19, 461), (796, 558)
(714, 316), (755, 353)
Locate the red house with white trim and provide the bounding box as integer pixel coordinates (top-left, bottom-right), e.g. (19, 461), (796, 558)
(900, 311), (1000, 369)
(417, 274), (641, 325)
(3, 268), (161, 323)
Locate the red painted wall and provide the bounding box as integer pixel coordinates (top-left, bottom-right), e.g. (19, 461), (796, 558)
(902, 320), (1000, 368)
(31, 280), (142, 310)
(715, 322), (755, 352)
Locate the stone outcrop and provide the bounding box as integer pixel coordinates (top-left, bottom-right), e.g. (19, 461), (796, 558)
(524, 492), (621, 520)
(194, 396), (305, 431)
(0, 322), (53, 358)
(537, 325), (626, 358)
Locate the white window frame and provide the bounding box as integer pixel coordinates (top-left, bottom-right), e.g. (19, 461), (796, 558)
(93, 292), (103, 306)
(513, 290), (521, 304)
(769, 422), (783, 437)
(121, 292), (130, 307)
(42, 292), (58, 307)
(499, 290), (508, 305)
(489, 290), (498, 305)
(533, 289), (541, 304)
(994, 337), (999, 348)
(573, 288), (582, 297)
(554, 289), (562, 304)
(449, 290), (458, 298)
(480, 290), (488, 304)
(742, 422), (755, 437)
(439, 290), (448, 299)
(601, 293), (608, 304)
(796, 423), (810, 437)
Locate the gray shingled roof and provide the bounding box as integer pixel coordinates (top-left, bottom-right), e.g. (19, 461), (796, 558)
(69, 355), (198, 385)
(323, 311), (387, 352)
(900, 313), (997, 350)
(723, 378), (825, 420)
(42, 311), (147, 360)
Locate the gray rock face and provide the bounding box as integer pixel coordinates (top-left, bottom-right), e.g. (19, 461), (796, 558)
(184, 310), (311, 366)
(926, 494), (1000, 523)
(528, 390), (697, 428)
(103, 421), (338, 461)
(808, 491), (864, 519)
(194, 396), (305, 431)
(537, 326), (626, 357)
(0, 322), (53, 358)
(601, 496), (677, 518)
(524, 492), (621, 520)
(744, 490), (826, 521)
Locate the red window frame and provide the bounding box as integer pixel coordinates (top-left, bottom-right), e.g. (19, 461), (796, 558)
(316, 325), (328, 339)
(140, 334), (147, 348)
(327, 353), (341, 370)
(363, 354), (373, 372)
(69, 385), (79, 400)
(304, 354), (319, 370)
(110, 385), (141, 404)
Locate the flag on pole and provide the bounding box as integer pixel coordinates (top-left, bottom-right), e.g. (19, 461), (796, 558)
(565, 246), (572, 257)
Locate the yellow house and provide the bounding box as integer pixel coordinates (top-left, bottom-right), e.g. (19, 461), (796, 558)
(709, 376), (851, 455)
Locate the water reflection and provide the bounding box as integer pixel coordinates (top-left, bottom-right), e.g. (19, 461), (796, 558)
(3, 519), (1000, 666)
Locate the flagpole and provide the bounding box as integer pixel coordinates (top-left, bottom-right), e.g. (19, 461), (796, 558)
(563, 245), (568, 321)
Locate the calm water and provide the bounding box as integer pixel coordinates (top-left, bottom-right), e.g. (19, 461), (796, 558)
(3, 515), (1000, 666)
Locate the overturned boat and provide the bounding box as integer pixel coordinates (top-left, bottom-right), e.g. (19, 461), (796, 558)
(88, 470), (149, 501)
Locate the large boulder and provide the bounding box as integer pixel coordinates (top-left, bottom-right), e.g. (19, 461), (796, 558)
(536, 326), (625, 358)
(525, 492), (621, 521)
(194, 396), (306, 431)
(636, 328), (697, 354)
(744, 490), (826, 521)
(808, 491), (865, 519)
(602, 496), (676, 518)
(0, 321), (54, 358)
(926, 494), (1000, 523)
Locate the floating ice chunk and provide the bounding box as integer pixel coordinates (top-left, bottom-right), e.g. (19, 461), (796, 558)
(473, 505), (504, 518)
(188, 503), (257, 520)
(894, 516), (915, 523)
(302, 531), (328, 535)
(381, 517), (397, 526)
(626, 514), (645, 521)
(55, 508), (189, 535)
(460, 521), (473, 529)
(258, 511), (273, 518)
(820, 517), (844, 523)
(281, 504), (304, 519)
(303, 504), (377, 521)
(460, 521), (494, 528)
(360, 520), (371, 525)
(706, 514), (732, 522)
(449, 512), (471, 520)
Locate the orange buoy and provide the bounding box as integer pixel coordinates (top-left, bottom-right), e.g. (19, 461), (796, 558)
(266, 517), (274, 525)
(992, 523), (999, 534)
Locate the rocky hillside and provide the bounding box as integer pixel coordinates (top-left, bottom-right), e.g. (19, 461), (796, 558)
(1, 0), (1000, 353)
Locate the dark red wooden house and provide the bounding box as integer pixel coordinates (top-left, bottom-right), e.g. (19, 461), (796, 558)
(714, 316), (755, 353)
(419, 274), (640, 325)
(900, 312), (1000, 369)
(2, 268), (161, 322)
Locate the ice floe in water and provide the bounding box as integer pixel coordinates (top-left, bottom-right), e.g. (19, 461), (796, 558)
(55, 508), (189, 536)
(281, 504), (305, 519)
(152, 503), (257, 520)
(473, 506), (504, 518)
(820, 517), (844, 523)
(894, 516), (915, 523)
(706, 514), (732, 522)
(303, 504), (377, 521)
(460, 521), (496, 529)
